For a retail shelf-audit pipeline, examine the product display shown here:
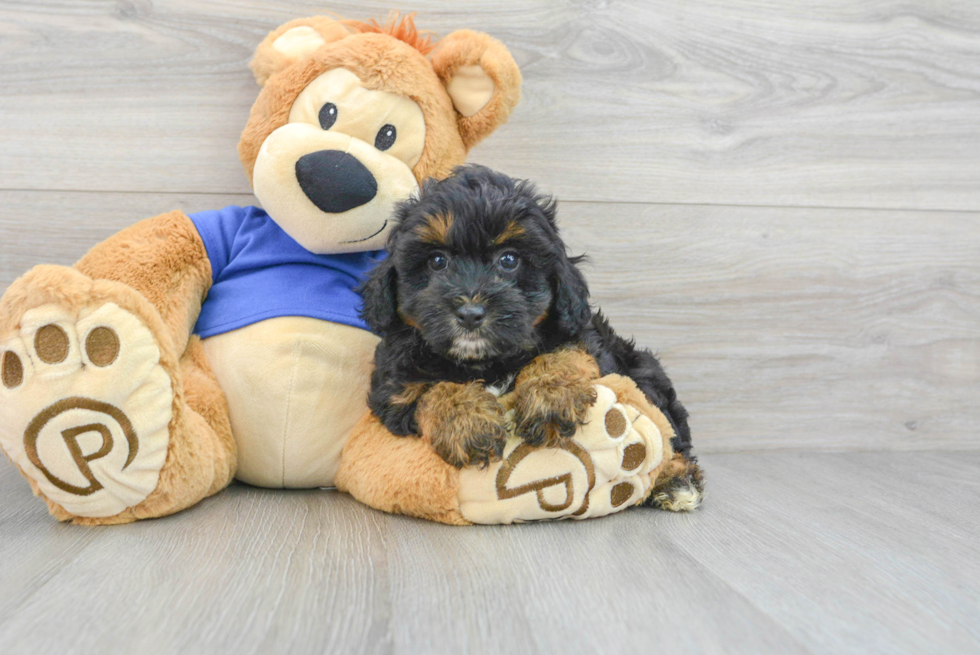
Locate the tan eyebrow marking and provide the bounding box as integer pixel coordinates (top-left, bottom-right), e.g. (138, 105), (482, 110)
(414, 212), (454, 244)
(492, 221), (525, 246)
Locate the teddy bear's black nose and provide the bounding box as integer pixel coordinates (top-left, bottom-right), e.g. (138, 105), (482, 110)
(295, 150), (378, 213)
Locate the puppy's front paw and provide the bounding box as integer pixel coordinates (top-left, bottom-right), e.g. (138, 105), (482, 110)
(511, 347), (601, 447)
(417, 382), (508, 468)
(512, 375), (597, 447)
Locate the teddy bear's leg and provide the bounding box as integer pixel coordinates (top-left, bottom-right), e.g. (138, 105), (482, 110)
(0, 212), (237, 523)
(0, 266), (235, 523)
(177, 336), (236, 497)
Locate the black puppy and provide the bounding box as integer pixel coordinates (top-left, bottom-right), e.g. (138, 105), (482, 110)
(359, 165), (703, 511)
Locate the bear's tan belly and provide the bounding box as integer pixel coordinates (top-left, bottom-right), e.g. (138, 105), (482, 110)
(201, 316), (379, 488)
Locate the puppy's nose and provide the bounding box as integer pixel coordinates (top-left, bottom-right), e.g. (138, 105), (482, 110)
(455, 304), (486, 330)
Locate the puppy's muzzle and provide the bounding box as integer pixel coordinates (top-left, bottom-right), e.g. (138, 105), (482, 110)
(295, 150), (378, 213)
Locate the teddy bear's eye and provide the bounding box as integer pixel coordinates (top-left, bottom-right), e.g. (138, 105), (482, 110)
(375, 124), (397, 151)
(319, 103), (338, 130)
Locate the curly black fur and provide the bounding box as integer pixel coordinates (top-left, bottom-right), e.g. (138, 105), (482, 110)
(359, 165), (694, 464)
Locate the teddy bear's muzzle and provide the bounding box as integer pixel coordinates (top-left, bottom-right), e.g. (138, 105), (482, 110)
(295, 150), (378, 213)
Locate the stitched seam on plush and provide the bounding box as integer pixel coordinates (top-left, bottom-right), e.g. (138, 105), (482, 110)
(280, 337), (302, 486)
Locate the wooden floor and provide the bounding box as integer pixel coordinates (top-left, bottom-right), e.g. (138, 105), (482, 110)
(1, 1), (979, 653)
(1, 451), (977, 654)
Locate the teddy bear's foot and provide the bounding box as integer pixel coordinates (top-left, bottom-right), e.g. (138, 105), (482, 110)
(458, 382), (670, 523)
(0, 300), (172, 518)
(0, 266), (235, 523)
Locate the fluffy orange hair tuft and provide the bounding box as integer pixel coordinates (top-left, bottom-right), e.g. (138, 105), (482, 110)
(345, 12), (438, 55)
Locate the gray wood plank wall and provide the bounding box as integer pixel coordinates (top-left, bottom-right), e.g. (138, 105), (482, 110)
(1, 1), (978, 453)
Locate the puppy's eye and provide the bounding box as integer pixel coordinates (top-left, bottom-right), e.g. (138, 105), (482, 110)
(375, 124), (397, 151)
(497, 252), (520, 272)
(319, 103), (338, 130)
(428, 252), (449, 271)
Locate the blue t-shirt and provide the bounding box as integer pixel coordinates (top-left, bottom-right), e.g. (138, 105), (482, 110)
(189, 205), (384, 338)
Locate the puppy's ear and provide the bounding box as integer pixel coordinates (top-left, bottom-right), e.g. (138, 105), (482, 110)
(553, 254), (592, 336)
(531, 189), (589, 335)
(359, 256), (398, 334)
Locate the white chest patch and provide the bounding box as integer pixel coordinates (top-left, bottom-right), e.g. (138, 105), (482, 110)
(485, 374), (517, 398)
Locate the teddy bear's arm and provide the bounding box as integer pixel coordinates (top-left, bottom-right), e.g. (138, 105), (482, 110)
(73, 210), (211, 355)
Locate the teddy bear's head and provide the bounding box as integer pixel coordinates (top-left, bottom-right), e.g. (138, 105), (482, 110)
(237, 14), (522, 254)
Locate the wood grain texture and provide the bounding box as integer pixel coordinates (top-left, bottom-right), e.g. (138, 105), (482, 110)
(557, 201), (980, 453)
(1, 452), (977, 654)
(3, 191), (977, 453)
(1, 0), (979, 209)
(0, 190), (255, 290)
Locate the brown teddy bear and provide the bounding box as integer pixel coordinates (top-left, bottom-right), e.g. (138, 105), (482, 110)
(0, 13), (697, 525)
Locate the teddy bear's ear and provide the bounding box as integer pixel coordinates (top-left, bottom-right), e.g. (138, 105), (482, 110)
(430, 30), (522, 151)
(250, 16), (354, 86)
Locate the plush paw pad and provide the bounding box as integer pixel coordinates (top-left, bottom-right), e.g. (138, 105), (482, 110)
(457, 384), (666, 523)
(572, 387), (666, 517)
(0, 303), (172, 517)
